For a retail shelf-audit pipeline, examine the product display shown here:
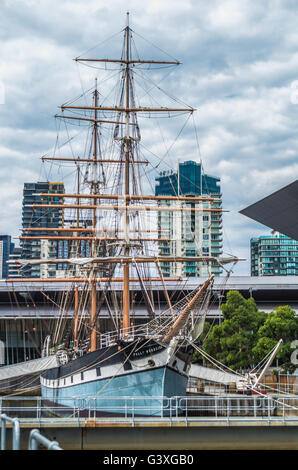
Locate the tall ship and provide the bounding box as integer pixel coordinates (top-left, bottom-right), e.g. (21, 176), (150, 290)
(5, 14), (239, 414)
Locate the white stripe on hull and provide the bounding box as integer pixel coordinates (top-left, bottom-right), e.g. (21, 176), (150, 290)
(41, 348), (188, 390)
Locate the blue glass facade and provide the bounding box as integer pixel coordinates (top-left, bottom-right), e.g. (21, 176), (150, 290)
(155, 160), (221, 196)
(251, 233), (298, 276)
(0, 235), (14, 278)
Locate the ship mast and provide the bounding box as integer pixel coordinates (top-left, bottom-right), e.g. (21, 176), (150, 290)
(123, 12), (131, 334)
(74, 164), (80, 348)
(11, 14), (241, 351)
(90, 79), (99, 351)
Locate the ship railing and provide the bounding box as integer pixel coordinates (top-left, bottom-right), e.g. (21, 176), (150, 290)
(98, 299), (199, 348)
(0, 395), (297, 422)
(99, 326), (165, 348)
(98, 297), (205, 348)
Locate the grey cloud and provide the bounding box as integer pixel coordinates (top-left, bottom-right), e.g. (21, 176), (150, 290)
(1, 1), (298, 275)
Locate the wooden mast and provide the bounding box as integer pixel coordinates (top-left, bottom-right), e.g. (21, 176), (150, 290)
(74, 285), (79, 348)
(123, 12), (131, 335)
(90, 282), (97, 351)
(73, 164), (80, 350)
(76, 164), (80, 230)
(90, 80), (99, 352)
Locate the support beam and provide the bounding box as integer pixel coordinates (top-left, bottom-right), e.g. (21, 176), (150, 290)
(6, 277), (183, 283)
(30, 203), (224, 212)
(41, 157), (148, 164)
(61, 105), (194, 113)
(39, 193), (215, 202)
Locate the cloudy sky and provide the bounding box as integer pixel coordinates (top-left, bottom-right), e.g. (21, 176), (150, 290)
(1, 0), (298, 275)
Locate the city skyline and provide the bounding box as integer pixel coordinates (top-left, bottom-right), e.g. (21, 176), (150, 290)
(1, 2), (298, 276)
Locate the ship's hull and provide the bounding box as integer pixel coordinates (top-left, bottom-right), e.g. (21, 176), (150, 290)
(41, 338), (190, 416)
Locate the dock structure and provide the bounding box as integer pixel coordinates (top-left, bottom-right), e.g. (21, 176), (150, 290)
(2, 276), (298, 320)
(1, 275), (298, 366)
(2, 415), (298, 450)
(0, 395), (297, 450)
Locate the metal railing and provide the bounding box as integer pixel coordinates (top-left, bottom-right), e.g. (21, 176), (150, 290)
(0, 395), (297, 424)
(28, 429), (62, 450)
(99, 325), (171, 348)
(0, 412), (62, 450)
(0, 414), (20, 450)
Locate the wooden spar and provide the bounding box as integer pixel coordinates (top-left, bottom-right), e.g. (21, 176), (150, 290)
(61, 105), (194, 113)
(39, 193), (215, 202)
(75, 58), (181, 65)
(41, 157), (148, 164)
(74, 286), (79, 347)
(24, 227), (94, 232)
(12, 255), (234, 265)
(162, 275), (213, 343)
(90, 281), (97, 351)
(54, 115), (133, 125)
(30, 203), (224, 212)
(6, 277), (183, 283)
(20, 236), (171, 241)
(23, 228), (169, 233)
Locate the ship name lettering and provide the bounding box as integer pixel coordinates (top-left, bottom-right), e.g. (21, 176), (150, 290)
(133, 345), (162, 357)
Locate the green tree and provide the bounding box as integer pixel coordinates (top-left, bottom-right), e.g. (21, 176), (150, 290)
(201, 290), (266, 371)
(253, 305), (298, 373)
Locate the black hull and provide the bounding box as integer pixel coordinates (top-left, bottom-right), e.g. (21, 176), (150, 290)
(41, 338), (166, 381)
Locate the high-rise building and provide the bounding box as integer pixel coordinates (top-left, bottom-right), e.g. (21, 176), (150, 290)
(0, 235), (14, 278)
(155, 160), (220, 197)
(155, 161), (223, 277)
(7, 246), (22, 278)
(251, 232), (298, 276)
(21, 182), (64, 278)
